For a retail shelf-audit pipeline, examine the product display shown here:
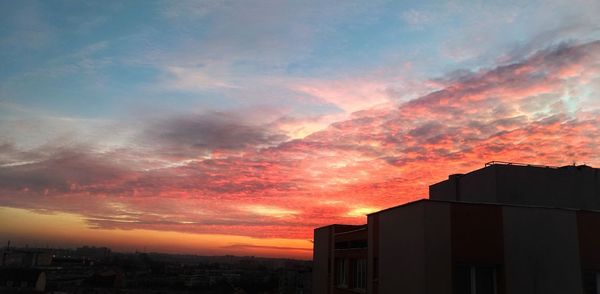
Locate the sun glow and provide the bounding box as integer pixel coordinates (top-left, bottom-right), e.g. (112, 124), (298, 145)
(0, 207), (312, 259)
(346, 207), (380, 217)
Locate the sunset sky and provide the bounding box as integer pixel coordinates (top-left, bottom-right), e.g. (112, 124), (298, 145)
(1, 0), (600, 259)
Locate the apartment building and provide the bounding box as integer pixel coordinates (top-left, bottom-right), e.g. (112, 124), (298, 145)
(313, 162), (600, 294)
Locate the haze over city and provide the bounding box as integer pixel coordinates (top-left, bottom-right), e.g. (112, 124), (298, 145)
(1, 0), (600, 260)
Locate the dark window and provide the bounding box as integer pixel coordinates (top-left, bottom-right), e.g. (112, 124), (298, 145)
(475, 267), (495, 294)
(455, 265), (472, 294)
(350, 259), (367, 290)
(335, 241), (349, 249)
(349, 240), (367, 249)
(454, 265), (497, 294)
(335, 258), (348, 287)
(583, 270), (600, 294)
(335, 240), (367, 249)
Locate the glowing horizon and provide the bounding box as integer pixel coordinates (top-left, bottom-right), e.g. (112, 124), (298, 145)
(1, 1), (600, 259)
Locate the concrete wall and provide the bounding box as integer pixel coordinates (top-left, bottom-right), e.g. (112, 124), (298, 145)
(429, 176), (459, 201)
(496, 165), (600, 210)
(458, 166), (497, 203)
(429, 167), (497, 203)
(313, 226), (332, 294)
(367, 214), (379, 294)
(451, 203), (504, 265)
(378, 202), (426, 294)
(502, 206), (583, 294)
(577, 211), (600, 270)
(375, 201), (452, 294)
(423, 202), (452, 294)
(430, 164), (600, 210)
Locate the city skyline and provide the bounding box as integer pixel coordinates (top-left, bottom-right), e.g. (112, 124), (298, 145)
(1, 0), (600, 259)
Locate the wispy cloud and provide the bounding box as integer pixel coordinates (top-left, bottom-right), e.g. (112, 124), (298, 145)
(1, 0), (600, 257)
(1, 41), (599, 243)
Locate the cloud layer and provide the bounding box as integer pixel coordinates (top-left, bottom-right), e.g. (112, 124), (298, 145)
(1, 40), (599, 248)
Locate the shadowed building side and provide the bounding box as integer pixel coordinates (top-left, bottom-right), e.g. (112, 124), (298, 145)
(314, 162), (600, 294)
(313, 225), (367, 294)
(430, 162), (600, 210)
(0, 268), (46, 292)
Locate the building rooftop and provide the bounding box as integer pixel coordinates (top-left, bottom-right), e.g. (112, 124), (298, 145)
(429, 161), (600, 210)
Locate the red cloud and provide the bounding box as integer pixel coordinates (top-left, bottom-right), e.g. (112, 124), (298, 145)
(1, 41), (599, 245)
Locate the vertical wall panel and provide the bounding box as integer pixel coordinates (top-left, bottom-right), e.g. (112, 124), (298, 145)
(502, 207), (582, 294)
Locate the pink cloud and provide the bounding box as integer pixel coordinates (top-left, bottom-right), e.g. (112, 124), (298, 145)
(1, 40), (599, 248)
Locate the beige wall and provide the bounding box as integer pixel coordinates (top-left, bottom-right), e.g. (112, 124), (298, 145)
(376, 201), (452, 294)
(378, 202), (425, 294)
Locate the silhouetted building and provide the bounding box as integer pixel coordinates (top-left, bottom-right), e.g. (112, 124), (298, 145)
(313, 162), (600, 294)
(0, 268), (46, 292)
(430, 161), (600, 209)
(84, 269), (124, 288)
(279, 268), (312, 294)
(1, 249), (52, 268)
(75, 246), (111, 262)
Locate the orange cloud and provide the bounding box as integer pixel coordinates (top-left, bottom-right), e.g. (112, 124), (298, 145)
(1, 41), (600, 258)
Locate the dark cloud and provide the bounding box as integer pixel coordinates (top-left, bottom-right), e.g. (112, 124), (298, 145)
(1, 40), (599, 240)
(0, 147), (136, 194)
(143, 112), (288, 157)
(408, 121), (445, 138)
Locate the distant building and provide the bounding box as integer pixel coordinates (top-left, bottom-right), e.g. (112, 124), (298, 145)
(1, 249), (52, 268)
(0, 268), (46, 292)
(313, 162), (600, 294)
(74, 246), (111, 262)
(84, 269), (124, 288)
(279, 268), (312, 294)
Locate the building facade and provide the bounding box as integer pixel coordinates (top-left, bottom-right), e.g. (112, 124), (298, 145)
(313, 162), (600, 294)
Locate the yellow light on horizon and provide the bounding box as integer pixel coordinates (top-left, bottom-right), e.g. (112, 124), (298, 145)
(0, 206), (312, 259)
(346, 207), (379, 217)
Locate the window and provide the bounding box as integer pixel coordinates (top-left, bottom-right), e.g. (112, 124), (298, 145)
(335, 241), (349, 249)
(454, 265), (497, 294)
(350, 240), (368, 249)
(352, 259), (367, 290)
(583, 271), (600, 294)
(335, 258), (348, 287)
(335, 240), (367, 249)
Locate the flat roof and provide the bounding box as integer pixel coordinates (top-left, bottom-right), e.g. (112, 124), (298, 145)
(319, 162), (600, 229)
(313, 223), (366, 231)
(367, 198), (600, 217)
(429, 162), (598, 188)
(316, 197), (600, 231)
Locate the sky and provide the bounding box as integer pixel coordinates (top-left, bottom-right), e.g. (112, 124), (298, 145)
(1, 0), (600, 259)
